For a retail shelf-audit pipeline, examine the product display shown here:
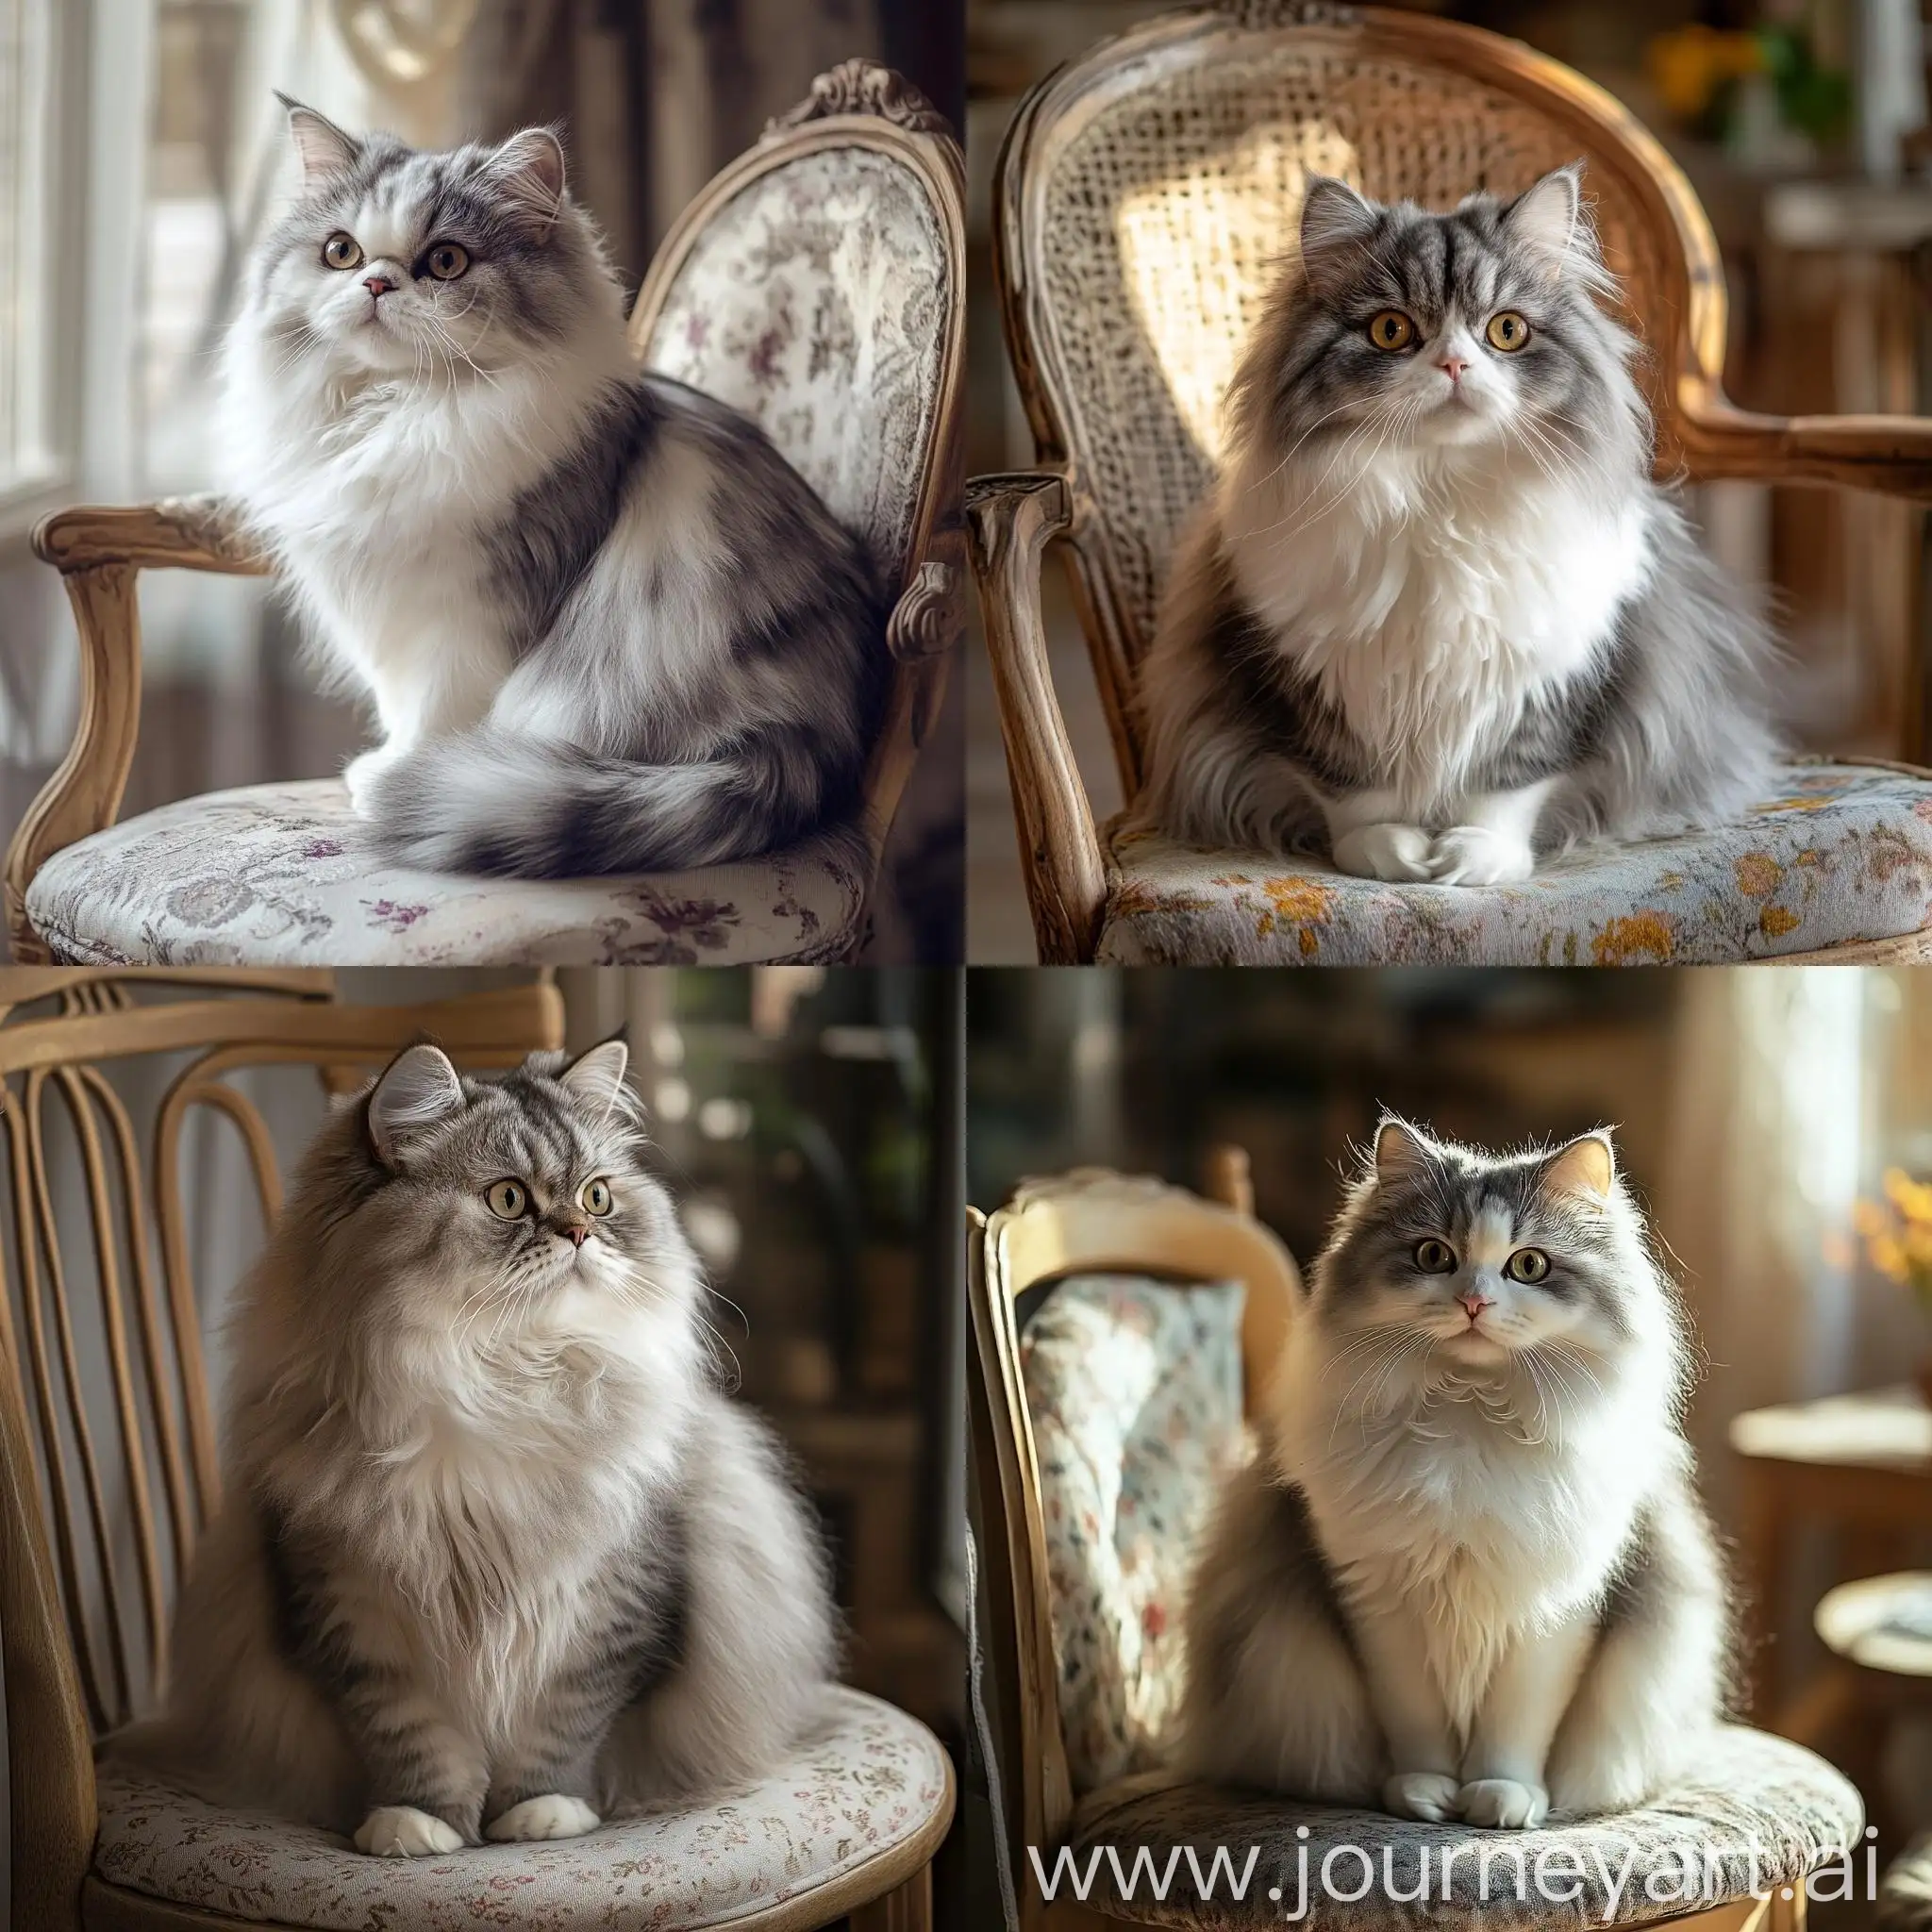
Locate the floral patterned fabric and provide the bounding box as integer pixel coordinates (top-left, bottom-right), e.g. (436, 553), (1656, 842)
(1020, 1274), (1248, 1795)
(642, 144), (950, 587)
(1067, 1729), (1864, 1929)
(1096, 763), (1932, 966)
(92, 1688), (948, 1930)
(26, 781), (867, 967)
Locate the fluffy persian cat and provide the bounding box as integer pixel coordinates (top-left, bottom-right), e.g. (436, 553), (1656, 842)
(1136, 165), (1779, 886)
(220, 98), (887, 876)
(1180, 1120), (1728, 1826)
(111, 1041), (833, 1856)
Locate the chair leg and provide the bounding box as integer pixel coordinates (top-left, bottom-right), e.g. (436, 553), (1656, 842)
(848, 1862), (932, 1932)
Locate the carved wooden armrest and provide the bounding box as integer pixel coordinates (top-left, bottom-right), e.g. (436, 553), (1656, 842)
(32, 496), (270, 576)
(965, 469), (1106, 964)
(8, 499), (270, 960)
(1678, 401), (1932, 500)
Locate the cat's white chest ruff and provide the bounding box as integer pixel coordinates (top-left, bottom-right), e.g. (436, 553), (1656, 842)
(1224, 456), (1654, 810)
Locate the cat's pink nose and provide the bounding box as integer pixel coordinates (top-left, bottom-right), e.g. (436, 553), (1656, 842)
(1457, 1291), (1491, 1319)
(563, 1224), (590, 1248)
(363, 275), (394, 298)
(1437, 354), (1468, 381)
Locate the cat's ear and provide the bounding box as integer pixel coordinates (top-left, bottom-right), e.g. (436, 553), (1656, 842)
(1503, 163), (1591, 280)
(559, 1037), (629, 1124)
(366, 1043), (465, 1165)
(1298, 174), (1379, 296)
(1373, 1117), (1429, 1185)
(483, 127), (567, 241)
(275, 92), (360, 187)
(1543, 1129), (1616, 1206)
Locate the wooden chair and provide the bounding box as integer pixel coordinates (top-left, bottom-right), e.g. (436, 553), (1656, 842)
(0, 970), (953, 1932)
(969, 0), (1932, 966)
(12, 59), (964, 970)
(969, 1155), (1855, 1929)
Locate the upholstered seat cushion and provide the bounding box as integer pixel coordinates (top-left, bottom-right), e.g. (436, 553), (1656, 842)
(1064, 1729), (1863, 1929)
(90, 1688), (949, 1931)
(1097, 762), (1932, 966)
(25, 780), (868, 967)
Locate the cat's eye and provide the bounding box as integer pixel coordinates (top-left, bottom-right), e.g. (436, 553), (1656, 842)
(1486, 310), (1531, 352)
(1367, 310), (1416, 352)
(1413, 1238), (1457, 1274)
(485, 1179), (527, 1220)
(322, 232), (363, 271)
(580, 1178), (613, 1216)
(1506, 1248), (1551, 1282)
(425, 242), (470, 281)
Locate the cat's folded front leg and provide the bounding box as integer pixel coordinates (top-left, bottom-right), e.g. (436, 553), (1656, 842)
(1323, 791), (1436, 884)
(1352, 1605), (1462, 1823)
(1425, 781), (1556, 888)
(481, 1679), (618, 1843)
(1457, 1614), (1596, 1830)
(340, 1682), (489, 1855)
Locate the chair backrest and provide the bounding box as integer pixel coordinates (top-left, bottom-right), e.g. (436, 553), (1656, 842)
(633, 61), (968, 844)
(968, 1157), (1302, 1920)
(0, 969), (563, 1932)
(993, 0), (1726, 791)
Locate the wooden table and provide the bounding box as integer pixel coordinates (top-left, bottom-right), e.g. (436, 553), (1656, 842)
(1729, 1386), (1932, 1725)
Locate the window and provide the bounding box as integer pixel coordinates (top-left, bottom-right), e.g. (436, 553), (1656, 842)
(0, 0), (75, 530)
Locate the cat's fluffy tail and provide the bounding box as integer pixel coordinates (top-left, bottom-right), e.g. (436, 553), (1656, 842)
(365, 730), (854, 877)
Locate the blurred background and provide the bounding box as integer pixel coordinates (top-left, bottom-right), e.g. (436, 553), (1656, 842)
(965, 0), (1932, 959)
(0, 964), (969, 1923)
(969, 964), (1932, 1924)
(0, 0), (965, 961)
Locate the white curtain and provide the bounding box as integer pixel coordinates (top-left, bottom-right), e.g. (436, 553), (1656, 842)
(1661, 967), (1932, 1833)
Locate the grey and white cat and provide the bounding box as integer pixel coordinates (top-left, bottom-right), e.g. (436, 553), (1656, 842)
(1137, 165), (1779, 886)
(220, 98), (887, 876)
(1180, 1120), (1728, 1825)
(111, 1041), (834, 1855)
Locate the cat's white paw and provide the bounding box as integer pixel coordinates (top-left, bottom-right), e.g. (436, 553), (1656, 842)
(343, 747), (402, 818)
(354, 1805), (464, 1857)
(1332, 824), (1435, 882)
(1457, 1778), (1548, 1829)
(1383, 1771), (1462, 1822)
(485, 1794), (600, 1843)
(1425, 827), (1536, 887)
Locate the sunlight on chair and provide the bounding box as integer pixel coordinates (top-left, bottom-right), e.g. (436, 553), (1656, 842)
(1114, 125), (1360, 462)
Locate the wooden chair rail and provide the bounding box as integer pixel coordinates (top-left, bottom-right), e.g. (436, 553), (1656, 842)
(965, 472), (1105, 964)
(1677, 401), (1932, 500)
(970, 1165), (1303, 1920)
(0, 982), (563, 1076)
(33, 498), (270, 578)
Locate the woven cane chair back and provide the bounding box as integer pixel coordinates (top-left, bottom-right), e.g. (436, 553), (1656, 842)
(993, 2), (1720, 776)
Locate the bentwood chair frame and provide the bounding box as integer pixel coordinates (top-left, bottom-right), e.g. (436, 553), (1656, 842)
(9, 59), (966, 966)
(0, 971), (947, 1932)
(967, 1154), (1807, 1931)
(967, 0), (1932, 964)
